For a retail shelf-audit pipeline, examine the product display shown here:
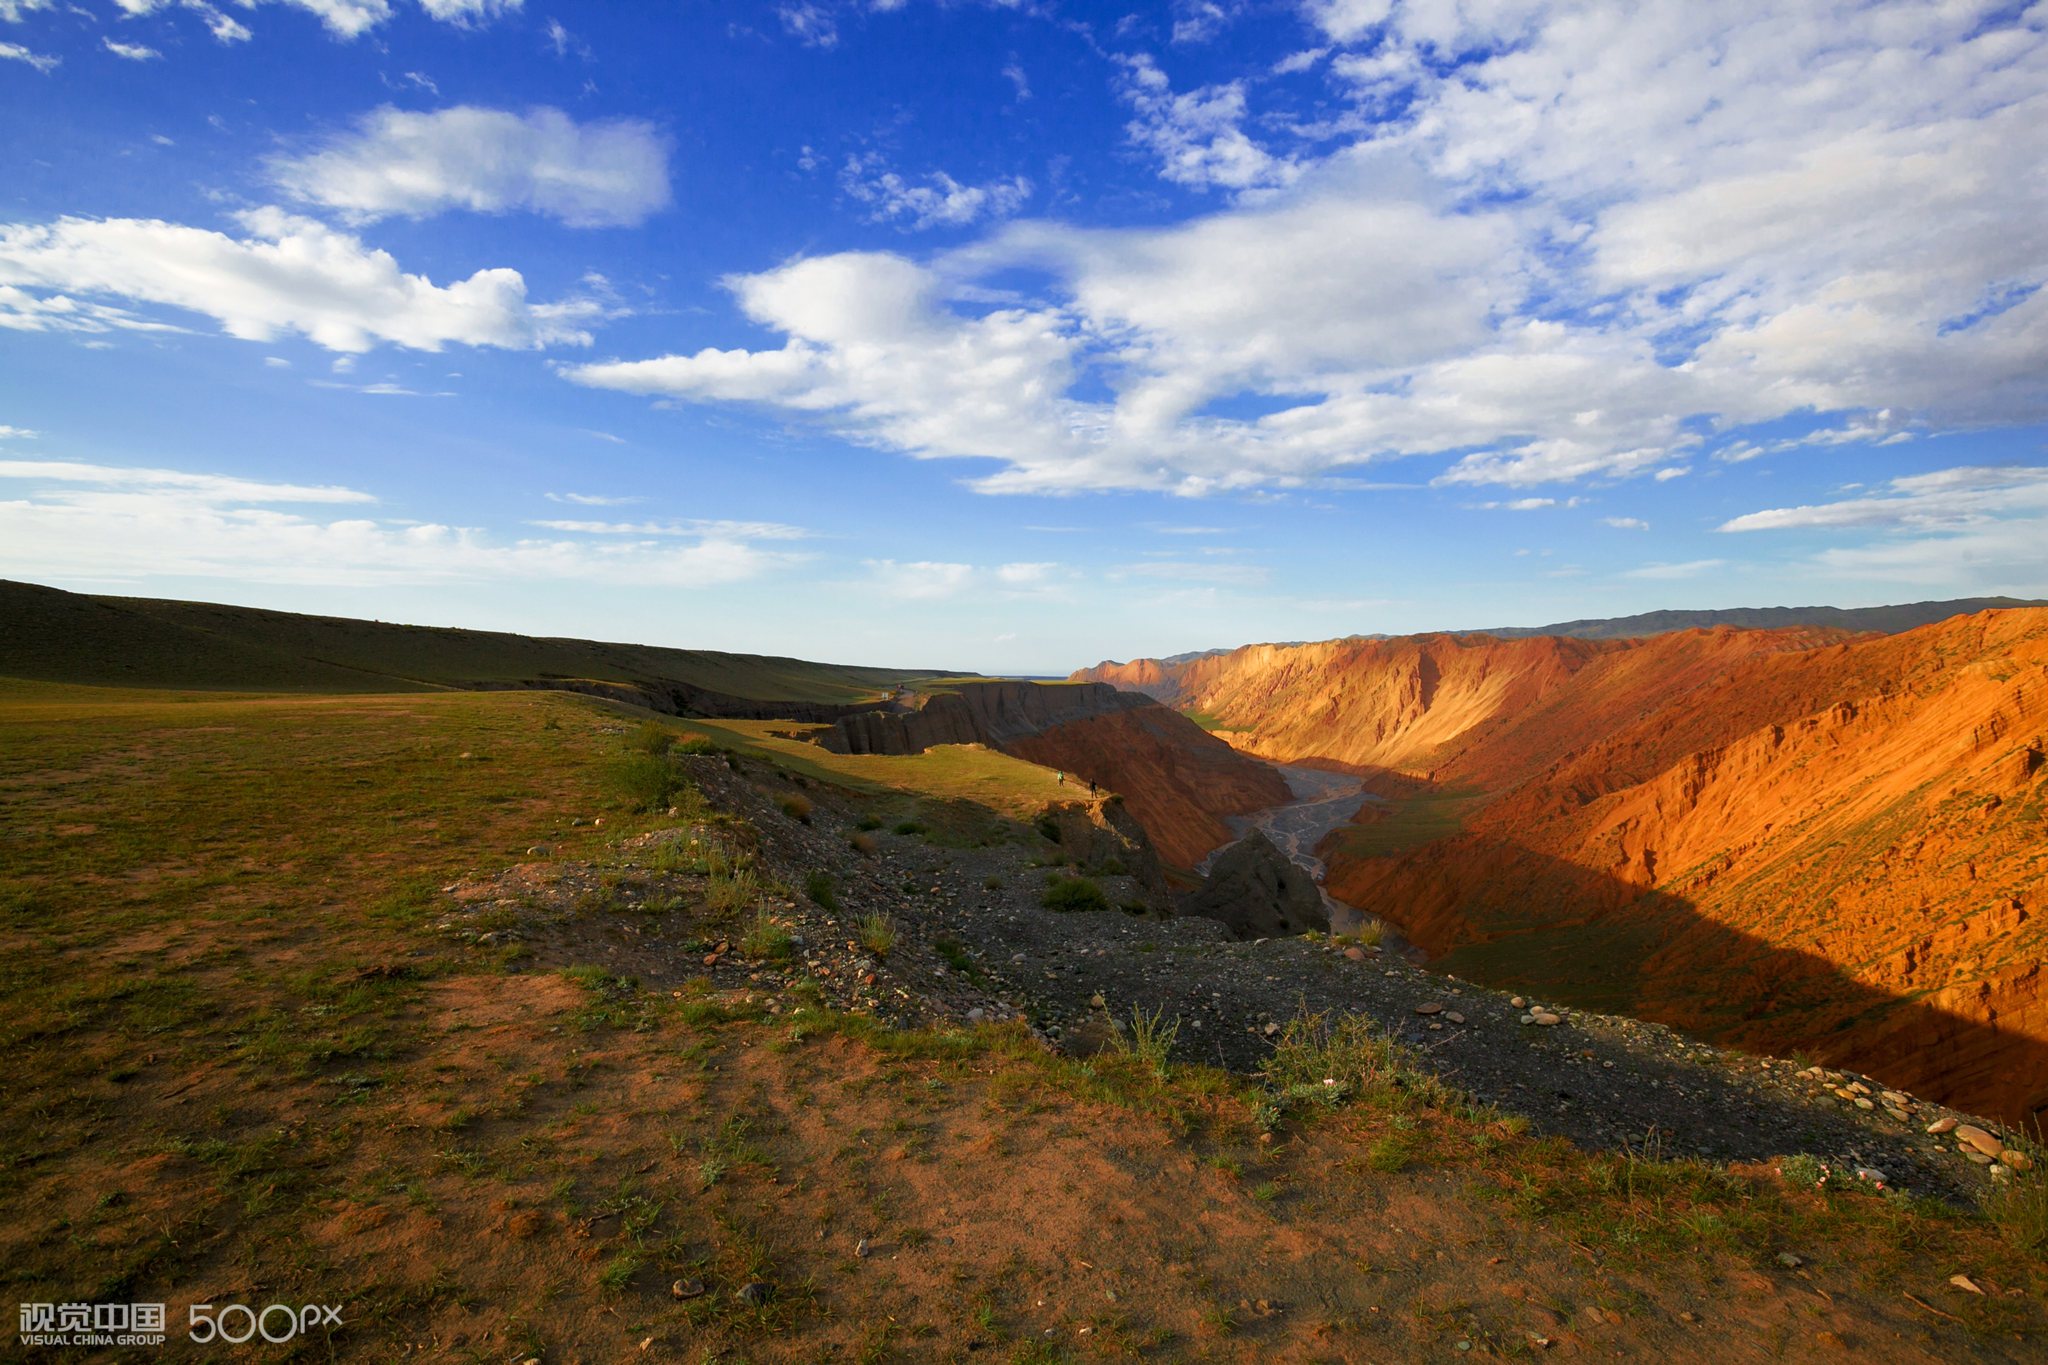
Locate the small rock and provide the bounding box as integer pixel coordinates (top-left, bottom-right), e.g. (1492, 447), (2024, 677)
(1990, 1164), (2013, 1181)
(1262, 1022), (1281, 1037)
(702, 953), (720, 966)
(1966, 1151), (1994, 1164)
(2002, 1150), (2033, 1172)
(526, 845), (552, 856)
(1880, 1090), (1908, 1105)
(1533, 1012), (1562, 1026)
(1854, 1097), (1875, 1110)
(640, 1337), (654, 1351)
(1956, 1124), (2005, 1156)
(1853, 1167), (1886, 1185)
(1776, 1252), (1803, 1268)
(1678, 1312), (1699, 1323)
(1950, 1274), (1984, 1295)
(967, 1008), (986, 1022)
(1344, 947), (1366, 961)
(1520, 1013), (1537, 1025)
(671, 1278), (705, 1299)
(1511, 996), (1527, 1008)
(1089, 994), (1105, 1008)
(1415, 1002), (1443, 1015)
(1445, 1011), (1466, 1025)
(856, 1239), (871, 1258)
(1926, 1116), (1958, 1134)
(736, 1281), (773, 1306)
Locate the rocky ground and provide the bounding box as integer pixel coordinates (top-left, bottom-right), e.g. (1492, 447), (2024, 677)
(433, 752), (2038, 1211)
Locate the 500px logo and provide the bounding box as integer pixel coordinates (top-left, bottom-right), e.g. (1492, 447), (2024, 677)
(189, 1304), (344, 1344)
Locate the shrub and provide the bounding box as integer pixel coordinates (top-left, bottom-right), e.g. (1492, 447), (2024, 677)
(1353, 917), (1388, 948)
(704, 854), (760, 916)
(630, 720), (675, 755)
(858, 913), (897, 956)
(856, 815), (883, 831)
(741, 911), (792, 961)
(983, 875), (1004, 892)
(1988, 1170), (2048, 1260)
(1041, 876), (1107, 914)
(1036, 815), (1062, 843)
(1117, 1004), (1179, 1080)
(777, 793), (813, 823)
(606, 753), (685, 812)
(892, 820), (927, 837)
(804, 871), (838, 911)
(677, 735), (723, 756)
(849, 832), (878, 856)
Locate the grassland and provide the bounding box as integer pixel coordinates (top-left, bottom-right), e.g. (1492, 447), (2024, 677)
(1, 679), (2043, 1362)
(680, 719), (1076, 820)
(0, 579), (956, 701)
(1320, 787), (1487, 860)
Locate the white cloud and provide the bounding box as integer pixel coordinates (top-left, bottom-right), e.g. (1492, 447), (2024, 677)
(1603, 516), (1648, 529)
(1626, 559), (1724, 579)
(531, 517), (808, 540)
(840, 155), (1031, 231)
(0, 425), (41, 438)
(778, 2), (837, 47)
(0, 40), (56, 71)
(1717, 466), (2048, 534)
(863, 558), (1073, 599)
(0, 458), (796, 588)
(1116, 53), (1300, 193)
(0, 458), (375, 503)
(104, 38), (162, 59)
(0, 209), (607, 352)
(571, 3), (2048, 499)
(1716, 464), (2048, 589)
(272, 106), (670, 228)
(545, 491), (640, 505)
(1299, 0), (1392, 44)
(0, 0), (53, 20)
(415, 0), (520, 25)
(866, 559), (975, 599)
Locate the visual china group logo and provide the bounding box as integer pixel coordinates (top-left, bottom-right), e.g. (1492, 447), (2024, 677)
(18, 1303), (167, 1348)
(18, 1301), (342, 1348)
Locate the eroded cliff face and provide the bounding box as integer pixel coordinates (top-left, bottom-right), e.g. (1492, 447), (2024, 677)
(1307, 610), (2048, 1126)
(825, 681), (1290, 870)
(1080, 627), (1849, 786)
(1080, 613), (2048, 1124)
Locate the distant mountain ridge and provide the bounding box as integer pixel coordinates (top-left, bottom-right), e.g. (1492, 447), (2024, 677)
(1471, 597), (2048, 639)
(1083, 598), (2047, 681)
(0, 580), (963, 715)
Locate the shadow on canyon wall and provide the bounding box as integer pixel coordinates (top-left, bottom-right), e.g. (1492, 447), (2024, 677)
(1332, 836), (2048, 1132)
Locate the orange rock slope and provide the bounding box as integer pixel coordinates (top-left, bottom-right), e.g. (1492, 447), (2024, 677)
(1085, 612), (2048, 1126)
(1008, 707), (1292, 870)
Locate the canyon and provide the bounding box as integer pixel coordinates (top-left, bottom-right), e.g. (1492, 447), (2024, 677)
(1078, 609), (2048, 1127)
(822, 680), (1291, 869)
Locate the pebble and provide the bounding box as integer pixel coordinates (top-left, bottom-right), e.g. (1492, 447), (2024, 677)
(967, 1008), (985, 1022)
(736, 1282), (773, 1306)
(1344, 947), (1366, 961)
(1532, 1012), (1561, 1026)
(1510, 996), (1526, 1008)
(1926, 1116), (1958, 1134)
(2003, 1151), (2034, 1172)
(1776, 1252), (1803, 1268)
(670, 1279), (705, 1300)
(1445, 1011), (1466, 1025)
(1951, 1274), (1984, 1295)
(1415, 1003), (1444, 1015)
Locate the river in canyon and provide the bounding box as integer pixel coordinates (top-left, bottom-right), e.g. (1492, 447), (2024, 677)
(1196, 764), (1427, 960)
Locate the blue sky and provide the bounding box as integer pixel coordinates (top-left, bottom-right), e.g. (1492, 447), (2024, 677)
(3, 0), (2045, 674)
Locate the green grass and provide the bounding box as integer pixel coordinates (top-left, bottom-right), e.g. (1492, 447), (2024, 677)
(0, 580), (956, 703)
(1323, 787), (1483, 859)
(1041, 876), (1108, 914)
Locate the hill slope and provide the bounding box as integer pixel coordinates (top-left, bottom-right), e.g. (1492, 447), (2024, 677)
(1075, 597), (2046, 699)
(0, 579), (955, 709)
(1078, 609), (2048, 1125)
